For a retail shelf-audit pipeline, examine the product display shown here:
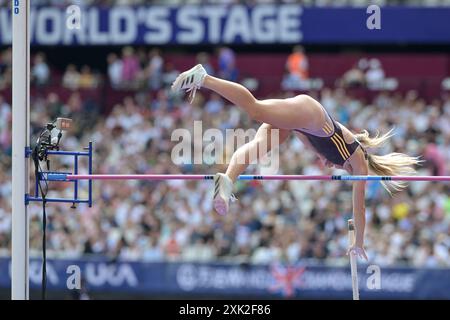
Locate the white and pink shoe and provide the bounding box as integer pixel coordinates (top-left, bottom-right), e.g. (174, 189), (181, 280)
(213, 173), (236, 215)
(171, 64), (207, 103)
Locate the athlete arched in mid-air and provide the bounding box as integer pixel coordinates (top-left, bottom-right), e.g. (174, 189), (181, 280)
(172, 64), (420, 260)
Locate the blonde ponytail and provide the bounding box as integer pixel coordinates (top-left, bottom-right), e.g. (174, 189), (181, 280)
(354, 128), (423, 194)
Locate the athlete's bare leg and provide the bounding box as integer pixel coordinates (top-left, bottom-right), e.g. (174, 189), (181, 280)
(225, 123), (290, 182)
(203, 75), (325, 130)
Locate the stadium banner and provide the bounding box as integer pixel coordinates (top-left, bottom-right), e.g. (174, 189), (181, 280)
(1, 6), (450, 46)
(0, 257), (449, 299)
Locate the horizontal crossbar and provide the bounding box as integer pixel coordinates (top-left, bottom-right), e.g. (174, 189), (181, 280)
(46, 174), (450, 182)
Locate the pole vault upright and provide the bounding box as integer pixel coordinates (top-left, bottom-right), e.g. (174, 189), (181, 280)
(11, 0), (30, 300)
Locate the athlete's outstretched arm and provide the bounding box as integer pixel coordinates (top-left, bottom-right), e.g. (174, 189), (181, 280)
(348, 150), (369, 260)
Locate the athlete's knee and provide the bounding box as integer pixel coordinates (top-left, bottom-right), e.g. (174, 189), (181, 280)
(252, 134), (272, 156)
(253, 135), (266, 147)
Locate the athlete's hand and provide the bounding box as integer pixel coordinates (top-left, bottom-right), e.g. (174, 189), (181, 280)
(347, 244), (368, 261)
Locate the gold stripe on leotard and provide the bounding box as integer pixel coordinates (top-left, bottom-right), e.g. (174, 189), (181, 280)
(322, 122), (332, 135)
(330, 135), (349, 160)
(320, 121), (351, 160)
(333, 134), (351, 158)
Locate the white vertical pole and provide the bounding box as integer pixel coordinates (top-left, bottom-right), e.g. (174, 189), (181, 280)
(12, 0), (30, 300)
(348, 219), (360, 300)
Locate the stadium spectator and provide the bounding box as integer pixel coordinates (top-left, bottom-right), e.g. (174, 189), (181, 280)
(341, 59), (367, 88)
(423, 140), (447, 176)
(286, 45), (309, 81)
(46, 92), (64, 119)
(121, 46), (140, 88)
(196, 52), (215, 76)
(365, 58), (386, 89)
(282, 45), (311, 90)
(62, 64), (81, 90)
(217, 47), (238, 82)
(107, 53), (123, 89)
(31, 52), (50, 86)
(63, 92), (83, 119)
(79, 65), (98, 89)
(161, 62), (179, 89)
(147, 48), (164, 90)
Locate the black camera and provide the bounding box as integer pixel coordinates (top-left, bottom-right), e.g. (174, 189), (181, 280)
(34, 118), (72, 162)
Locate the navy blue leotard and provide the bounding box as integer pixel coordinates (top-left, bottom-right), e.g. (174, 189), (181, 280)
(295, 110), (366, 166)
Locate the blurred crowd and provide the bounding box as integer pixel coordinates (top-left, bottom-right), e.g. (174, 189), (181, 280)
(104, 46), (235, 91)
(0, 48), (11, 91)
(0, 46), (449, 269)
